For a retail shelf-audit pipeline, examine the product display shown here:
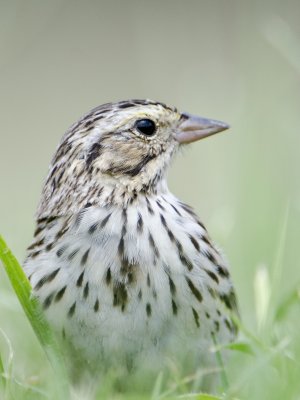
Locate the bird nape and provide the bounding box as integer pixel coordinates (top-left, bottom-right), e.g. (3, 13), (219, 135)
(24, 99), (238, 391)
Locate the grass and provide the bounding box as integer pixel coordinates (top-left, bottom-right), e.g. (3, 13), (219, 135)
(1, 205), (300, 400)
(0, 236), (69, 400)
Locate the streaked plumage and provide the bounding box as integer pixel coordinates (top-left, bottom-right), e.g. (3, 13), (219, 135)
(24, 99), (237, 382)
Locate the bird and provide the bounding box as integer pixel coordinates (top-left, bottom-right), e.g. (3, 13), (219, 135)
(24, 99), (238, 385)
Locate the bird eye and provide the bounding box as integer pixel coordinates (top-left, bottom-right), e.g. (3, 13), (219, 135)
(135, 119), (156, 136)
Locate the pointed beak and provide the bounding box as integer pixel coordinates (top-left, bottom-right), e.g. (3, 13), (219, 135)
(176, 113), (230, 144)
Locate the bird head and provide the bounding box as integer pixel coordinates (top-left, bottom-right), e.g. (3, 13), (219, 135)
(39, 100), (229, 215)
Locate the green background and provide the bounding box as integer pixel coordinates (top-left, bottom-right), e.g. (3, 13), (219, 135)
(0, 1), (299, 399)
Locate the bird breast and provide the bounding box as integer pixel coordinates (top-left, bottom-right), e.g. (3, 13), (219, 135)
(25, 192), (236, 369)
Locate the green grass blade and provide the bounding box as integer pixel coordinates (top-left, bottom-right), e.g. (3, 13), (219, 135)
(275, 285), (300, 321)
(177, 393), (228, 400)
(0, 351), (4, 388)
(211, 333), (229, 391)
(269, 203), (290, 325)
(0, 235), (69, 399)
(193, 394), (223, 400)
(218, 341), (255, 356)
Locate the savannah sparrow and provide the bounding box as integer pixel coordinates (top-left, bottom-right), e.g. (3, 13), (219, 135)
(24, 99), (237, 380)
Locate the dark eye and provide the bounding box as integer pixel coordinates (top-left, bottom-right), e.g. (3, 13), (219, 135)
(135, 119), (156, 136)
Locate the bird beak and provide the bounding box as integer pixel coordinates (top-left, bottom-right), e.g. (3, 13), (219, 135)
(176, 113), (229, 144)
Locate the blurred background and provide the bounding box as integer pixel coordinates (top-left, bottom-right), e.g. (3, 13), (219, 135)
(0, 1), (300, 399)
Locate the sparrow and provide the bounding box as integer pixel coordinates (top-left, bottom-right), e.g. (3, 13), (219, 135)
(24, 99), (237, 382)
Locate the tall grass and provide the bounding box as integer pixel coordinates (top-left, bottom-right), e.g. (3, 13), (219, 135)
(0, 236), (69, 400)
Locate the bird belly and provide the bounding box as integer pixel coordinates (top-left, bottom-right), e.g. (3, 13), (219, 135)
(24, 199), (236, 374)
